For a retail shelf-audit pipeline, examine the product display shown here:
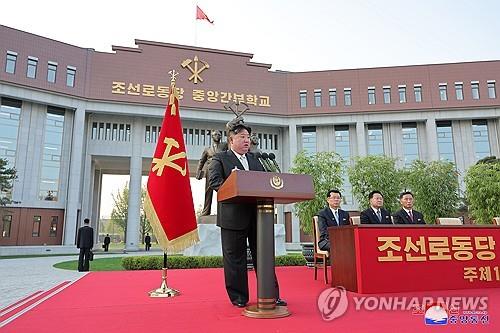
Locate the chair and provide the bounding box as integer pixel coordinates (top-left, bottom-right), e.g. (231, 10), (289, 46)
(312, 216), (329, 284)
(492, 217), (500, 225)
(435, 217), (463, 225)
(350, 216), (361, 225)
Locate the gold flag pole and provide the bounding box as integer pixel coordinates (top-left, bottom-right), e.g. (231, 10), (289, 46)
(149, 252), (179, 297)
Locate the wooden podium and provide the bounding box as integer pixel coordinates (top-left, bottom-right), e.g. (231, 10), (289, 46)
(218, 170), (314, 318)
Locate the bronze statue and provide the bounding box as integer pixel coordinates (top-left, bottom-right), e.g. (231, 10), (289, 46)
(196, 130), (226, 216)
(249, 133), (260, 154)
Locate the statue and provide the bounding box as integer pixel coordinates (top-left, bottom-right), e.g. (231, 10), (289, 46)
(249, 133), (260, 155)
(196, 130), (226, 216)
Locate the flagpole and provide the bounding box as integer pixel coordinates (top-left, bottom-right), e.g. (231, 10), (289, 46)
(149, 251), (180, 297)
(194, 20), (198, 46)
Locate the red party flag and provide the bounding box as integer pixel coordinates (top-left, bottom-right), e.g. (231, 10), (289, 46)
(144, 77), (199, 253)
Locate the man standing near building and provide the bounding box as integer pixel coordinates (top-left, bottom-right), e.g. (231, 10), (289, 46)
(76, 218), (94, 272)
(360, 190), (392, 224)
(393, 191), (426, 224)
(103, 233), (110, 252)
(208, 120), (285, 308)
(144, 233), (151, 251)
(316, 189), (350, 251)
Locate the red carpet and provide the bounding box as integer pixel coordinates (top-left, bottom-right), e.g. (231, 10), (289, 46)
(1, 266), (498, 332)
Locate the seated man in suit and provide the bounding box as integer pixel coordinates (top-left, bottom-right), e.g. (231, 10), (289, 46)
(360, 190), (392, 224)
(393, 191), (426, 224)
(316, 189), (350, 251)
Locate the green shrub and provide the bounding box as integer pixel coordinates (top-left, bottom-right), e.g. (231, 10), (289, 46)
(122, 254), (306, 270)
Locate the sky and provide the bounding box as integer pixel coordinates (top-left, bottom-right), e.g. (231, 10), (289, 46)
(2, 0), (499, 217)
(2, 0), (500, 72)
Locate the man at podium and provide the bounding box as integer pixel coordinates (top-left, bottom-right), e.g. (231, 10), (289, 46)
(208, 120), (285, 308)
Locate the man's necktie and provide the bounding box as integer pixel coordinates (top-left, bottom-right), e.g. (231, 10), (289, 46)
(376, 210), (382, 222)
(334, 210), (339, 225)
(240, 155), (249, 170)
(408, 210), (413, 222)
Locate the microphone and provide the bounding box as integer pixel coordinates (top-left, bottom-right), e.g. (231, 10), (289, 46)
(268, 153), (281, 173)
(261, 153), (276, 172)
(255, 152), (271, 172)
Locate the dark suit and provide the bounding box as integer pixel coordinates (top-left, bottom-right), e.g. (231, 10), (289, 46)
(145, 235), (151, 251)
(393, 209), (426, 224)
(209, 149), (280, 304)
(360, 207), (392, 224)
(317, 207), (350, 251)
(103, 236), (110, 252)
(76, 225), (94, 272)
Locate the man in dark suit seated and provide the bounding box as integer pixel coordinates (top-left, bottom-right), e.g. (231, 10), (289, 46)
(360, 190), (392, 224)
(316, 189), (350, 252)
(393, 191), (426, 224)
(208, 120), (285, 308)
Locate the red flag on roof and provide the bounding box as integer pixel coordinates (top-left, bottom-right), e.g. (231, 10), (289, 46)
(196, 5), (214, 24)
(144, 76), (199, 253)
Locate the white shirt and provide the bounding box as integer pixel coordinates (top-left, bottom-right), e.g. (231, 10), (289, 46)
(232, 150), (249, 170)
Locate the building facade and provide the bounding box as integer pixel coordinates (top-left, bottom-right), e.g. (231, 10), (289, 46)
(1, 25), (499, 248)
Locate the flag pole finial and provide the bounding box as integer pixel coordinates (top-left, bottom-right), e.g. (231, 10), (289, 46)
(169, 69), (179, 84)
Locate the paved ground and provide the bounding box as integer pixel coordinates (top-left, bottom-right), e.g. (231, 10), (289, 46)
(0, 250), (162, 309)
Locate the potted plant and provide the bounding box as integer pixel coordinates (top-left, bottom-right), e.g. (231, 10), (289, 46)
(290, 151), (344, 265)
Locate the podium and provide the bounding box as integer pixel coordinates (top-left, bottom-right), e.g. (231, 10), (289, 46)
(218, 170), (314, 318)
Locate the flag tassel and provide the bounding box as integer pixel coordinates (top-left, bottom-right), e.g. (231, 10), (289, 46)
(149, 252), (179, 298)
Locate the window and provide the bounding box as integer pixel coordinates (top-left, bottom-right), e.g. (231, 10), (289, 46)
(329, 89), (337, 106)
(2, 215), (12, 237)
(344, 88), (352, 106)
(0, 98), (22, 168)
(472, 120), (491, 160)
(49, 216), (58, 237)
(367, 124), (384, 156)
(368, 87), (376, 105)
(301, 126), (316, 154)
(39, 107), (65, 201)
(66, 66), (76, 87)
(455, 82), (464, 100)
(402, 123), (419, 167)
(471, 81), (480, 100)
(47, 62), (57, 83)
(398, 86), (407, 103)
(27, 57), (38, 78)
(5, 51), (17, 74)
(383, 86), (391, 104)
(436, 121), (455, 162)
(439, 84), (448, 101)
(314, 89), (322, 107)
(32, 216), (41, 237)
(334, 125), (353, 205)
(488, 81), (496, 99)
(299, 90), (307, 108)
(414, 84), (422, 103)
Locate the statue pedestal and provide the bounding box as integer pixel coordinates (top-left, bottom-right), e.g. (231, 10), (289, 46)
(197, 215), (217, 224)
(183, 224), (286, 256)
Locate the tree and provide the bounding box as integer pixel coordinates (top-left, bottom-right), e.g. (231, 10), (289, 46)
(405, 160), (460, 224)
(465, 156), (500, 224)
(0, 158), (17, 213)
(347, 156), (402, 213)
(290, 151), (345, 235)
(110, 183), (152, 243)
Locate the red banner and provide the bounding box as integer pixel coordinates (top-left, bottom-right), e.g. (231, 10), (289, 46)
(144, 79), (198, 253)
(330, 225), (500, 293)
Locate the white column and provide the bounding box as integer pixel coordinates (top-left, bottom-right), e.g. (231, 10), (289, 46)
(425, 117), (439, 161)
(63, 105), (86, 245)
(287, 123), (301, 243)
(126, 118), (143, 251)
(356, 121), (367, 157)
